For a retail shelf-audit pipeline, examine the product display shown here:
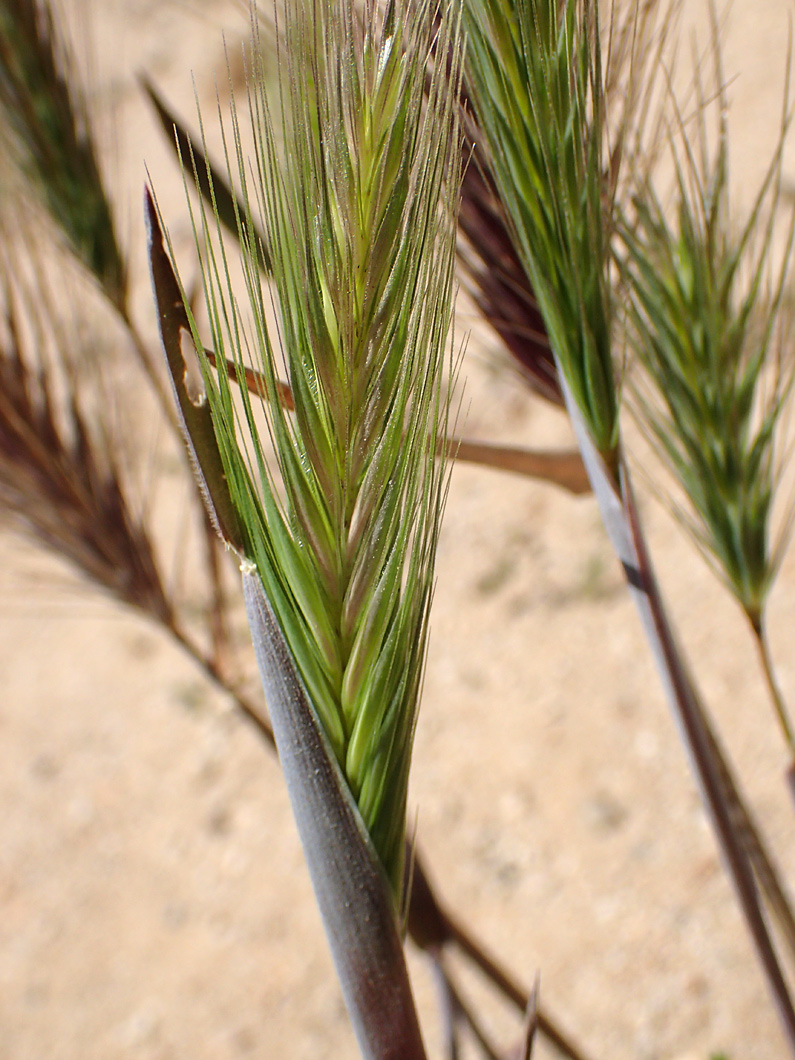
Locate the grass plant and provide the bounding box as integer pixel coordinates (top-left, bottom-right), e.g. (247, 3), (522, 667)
(620, 87), (795, 760)
(462, 0), (795, 1049)
(157, 0), (462, 897)
(3, 0), (795, 1058)
(150, 1), (466, 1053)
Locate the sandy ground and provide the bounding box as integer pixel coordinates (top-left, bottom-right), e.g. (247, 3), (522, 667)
(3, 1), (795, 1059)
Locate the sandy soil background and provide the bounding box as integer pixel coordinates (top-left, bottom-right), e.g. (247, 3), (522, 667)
(3, 1), (795, 1058)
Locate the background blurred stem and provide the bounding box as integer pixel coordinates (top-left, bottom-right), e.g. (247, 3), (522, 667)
(701, 718), (795, 958)
(619, 459), (795, 1054)
(446, 439), (590, 494)
(408, 851), (593, 1060)
(438, 963), (503, 1060)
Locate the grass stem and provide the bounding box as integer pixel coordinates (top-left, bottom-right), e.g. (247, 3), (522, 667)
(438, 962), (503, 1060)
(408, 854), (594, 1060)
(751, 617), (795, 758)
(701, 718), (795, 961)
(622, 465), (795, 1055)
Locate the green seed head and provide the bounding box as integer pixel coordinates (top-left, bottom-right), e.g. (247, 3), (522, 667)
(171, 0), (462, 895)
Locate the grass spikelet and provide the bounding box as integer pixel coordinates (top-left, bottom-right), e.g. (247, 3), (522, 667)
(620, 73), (795, 752)
(457, 1), (675, 415)
(168, 0), (462, 894)
(462, 0), (617, 464)
(0, 0), (126, 309)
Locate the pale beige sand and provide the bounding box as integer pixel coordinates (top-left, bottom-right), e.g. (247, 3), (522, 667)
(2, 2), (795, 1058)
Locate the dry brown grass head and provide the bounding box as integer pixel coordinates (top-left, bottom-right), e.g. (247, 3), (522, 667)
(0, 244), (170, 625)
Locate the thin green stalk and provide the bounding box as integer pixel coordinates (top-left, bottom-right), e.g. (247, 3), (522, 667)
(751, 616), (795, 762)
